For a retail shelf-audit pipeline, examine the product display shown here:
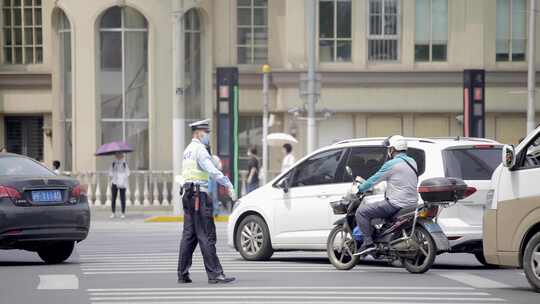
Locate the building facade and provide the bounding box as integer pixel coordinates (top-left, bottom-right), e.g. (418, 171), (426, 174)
(0, 0), (539, 176)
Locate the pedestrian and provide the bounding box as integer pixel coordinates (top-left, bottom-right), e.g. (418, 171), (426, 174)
(246, 146), (259, 193)
(178, 119), (236, 284)
(281, 143), (295, 173)
(109, 152), (130, 219)
(52, 160), (61, 175)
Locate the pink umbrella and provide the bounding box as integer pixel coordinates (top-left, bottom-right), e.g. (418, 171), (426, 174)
(95, 141), (133, 156)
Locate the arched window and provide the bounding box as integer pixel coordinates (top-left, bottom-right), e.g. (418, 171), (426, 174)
(58, 9), (73, 170)
(184, 8), (203, 133)
(99, 6), (148, 169)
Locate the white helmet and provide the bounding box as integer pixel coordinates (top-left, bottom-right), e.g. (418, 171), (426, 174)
(384, 135), (408, 151)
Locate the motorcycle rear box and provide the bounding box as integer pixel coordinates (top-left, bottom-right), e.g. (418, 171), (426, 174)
(418, 177), (468, 202)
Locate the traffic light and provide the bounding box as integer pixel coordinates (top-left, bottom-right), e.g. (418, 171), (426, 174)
(216, 67), (239, 194)
(463, 69), (485, 138)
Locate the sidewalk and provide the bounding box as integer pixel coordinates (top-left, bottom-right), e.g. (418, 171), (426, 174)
(90, 206), (230, 222)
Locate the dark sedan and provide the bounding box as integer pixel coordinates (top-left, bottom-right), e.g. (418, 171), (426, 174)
(0, 153), (90, 264)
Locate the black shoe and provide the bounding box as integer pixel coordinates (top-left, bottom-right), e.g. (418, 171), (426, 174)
(208, 274), (235, 284)
(355, 242), (376, 256)
(178, 276), (192, 284)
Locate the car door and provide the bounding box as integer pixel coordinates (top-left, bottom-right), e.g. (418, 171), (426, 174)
(273, 148), (348, 247)
(329, 146), (387, 223)
(496, 135), (540, 254)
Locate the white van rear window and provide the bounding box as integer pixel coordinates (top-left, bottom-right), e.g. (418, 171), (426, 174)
(443, 147), (502, 180)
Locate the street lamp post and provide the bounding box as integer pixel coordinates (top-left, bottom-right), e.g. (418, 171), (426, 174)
(306, 0), (317, 153)
(261, 64), (270, 185)
(527, 0), (537, 134)
(172, 0), (185, 215)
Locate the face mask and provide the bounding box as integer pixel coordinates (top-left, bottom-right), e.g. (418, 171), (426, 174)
(200, 132), (210, 146)
(387, 149), (393, 159)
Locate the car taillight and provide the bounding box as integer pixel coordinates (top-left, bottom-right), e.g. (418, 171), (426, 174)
(473, 145), (494, 149)
(71, 185), (87, 198)
(464, 187), (477, 198)
(0, 185), (22, 200)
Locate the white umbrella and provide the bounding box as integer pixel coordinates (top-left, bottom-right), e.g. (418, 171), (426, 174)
(266, 133), (298, 147)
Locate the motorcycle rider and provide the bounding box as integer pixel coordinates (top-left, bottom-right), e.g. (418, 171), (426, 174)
(355, 135), (419, 255)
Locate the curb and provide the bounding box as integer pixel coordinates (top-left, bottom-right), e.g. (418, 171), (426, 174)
(145, 215), (230, 223)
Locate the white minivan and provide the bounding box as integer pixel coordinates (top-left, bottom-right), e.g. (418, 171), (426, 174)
(228, 137), (502, 265)
(484, 126), (540, 291)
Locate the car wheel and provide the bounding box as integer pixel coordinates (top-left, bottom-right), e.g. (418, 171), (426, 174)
(474, 252), (499, 268)
(37, 241), (74, 264)
(523, 232), (540, 292)
(236, 215), (273, 261)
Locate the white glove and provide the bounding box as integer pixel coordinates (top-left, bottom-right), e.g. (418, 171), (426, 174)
(228, 188), (237, 201)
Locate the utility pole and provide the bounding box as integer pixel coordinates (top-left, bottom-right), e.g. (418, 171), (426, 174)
(172, 0), (185, 215)
(527, 0), (537, 134)
(261, 64), (270, 185)
(306, 0), (317, 153)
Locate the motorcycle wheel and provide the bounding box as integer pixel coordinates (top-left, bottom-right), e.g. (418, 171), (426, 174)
(403, 226), (436, 274)
(327, 225), (359, 270)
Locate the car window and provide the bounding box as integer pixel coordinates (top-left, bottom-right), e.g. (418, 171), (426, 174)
(345, 147), (386, 180)
(0, 156), (55, 177)
(519, 134), (540, 168)
(443, 147), (502, 180)
(407, 148), (426, 176)
(291, 149), (346, 187)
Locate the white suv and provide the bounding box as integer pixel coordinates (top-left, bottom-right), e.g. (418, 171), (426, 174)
(228, 137), (502, 265)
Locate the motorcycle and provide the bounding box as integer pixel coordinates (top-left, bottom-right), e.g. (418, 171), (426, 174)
(327, 167), (476, 274)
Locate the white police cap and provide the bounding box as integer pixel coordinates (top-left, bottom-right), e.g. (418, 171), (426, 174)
(189, 119), (211, 131)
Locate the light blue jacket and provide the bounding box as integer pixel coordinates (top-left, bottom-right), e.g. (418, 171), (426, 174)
(358, 153), (419, 208)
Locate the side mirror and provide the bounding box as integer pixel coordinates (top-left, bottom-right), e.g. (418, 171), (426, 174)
(502, 145), (516, 168)
(345, 166), (353, 181)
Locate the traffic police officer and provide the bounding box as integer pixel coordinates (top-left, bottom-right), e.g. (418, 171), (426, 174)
(177, 119), (237, 284)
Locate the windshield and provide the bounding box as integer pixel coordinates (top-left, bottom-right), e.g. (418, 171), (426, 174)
(0, 156), (55, 177)
(443, 147), (502, 180)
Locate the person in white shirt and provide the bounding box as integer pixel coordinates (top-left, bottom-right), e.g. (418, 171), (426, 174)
(281, 143), (296, 173)
(52, 160), (61, 175)
(109, 152), (130, 219)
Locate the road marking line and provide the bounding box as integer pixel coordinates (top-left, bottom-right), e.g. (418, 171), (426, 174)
(87, 287), (475, 291)
(88, 291), (490, 296)
(37, 274), (79, 290)
(83, 270), (369, 274)
(88, 296), (505, 301)
(438, 273), (511, 289)
(91, 302), (498, 304)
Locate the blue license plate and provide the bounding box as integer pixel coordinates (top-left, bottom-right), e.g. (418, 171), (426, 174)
(31, 190), (63, 203)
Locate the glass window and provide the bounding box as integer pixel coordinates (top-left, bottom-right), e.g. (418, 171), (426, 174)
(407, 148), (426, 175)
(345, 147), (386, 180)
(319, 0), (352, 62)
(519, 135), (540, 168)
(237, 0), (268, 64)
(415, 0), (448, 62)
(2, 0), (42, 64)
(368, 0), (400, 61)
(99, 6), (149, 170)
(0, 156), (54, 177)
(58, 10), (73, 171)
(443, 147), (502, 180)
(291, 149), (346, 187)
(496, 0), (526, 62)
(238, 115), (262, 169)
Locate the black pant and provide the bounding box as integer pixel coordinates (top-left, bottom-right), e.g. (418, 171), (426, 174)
(111, 184), (126, 214)
(178, 191), (224, 280)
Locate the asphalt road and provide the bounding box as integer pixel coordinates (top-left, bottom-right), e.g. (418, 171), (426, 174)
(1, 213), (539, 304)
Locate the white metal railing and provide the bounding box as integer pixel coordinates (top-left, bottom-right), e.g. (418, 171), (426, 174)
(64, 169), (282, 207)
(66, 171), (174, 207)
